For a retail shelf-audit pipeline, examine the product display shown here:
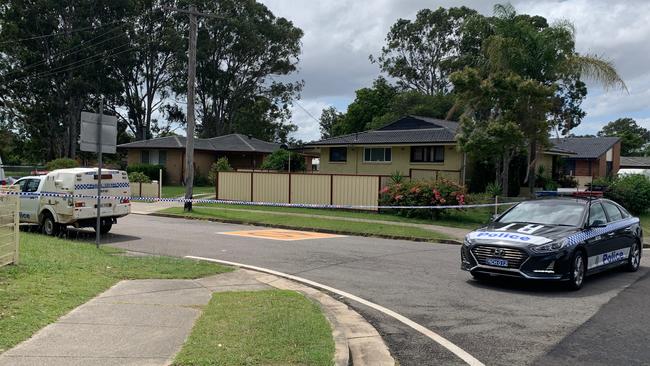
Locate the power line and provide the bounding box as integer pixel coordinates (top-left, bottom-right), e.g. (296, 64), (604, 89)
(0, 20), (124, 45)
(268, 75), (320, 124)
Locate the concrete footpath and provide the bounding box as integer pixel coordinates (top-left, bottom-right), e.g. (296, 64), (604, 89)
(0, 268), (394, 366)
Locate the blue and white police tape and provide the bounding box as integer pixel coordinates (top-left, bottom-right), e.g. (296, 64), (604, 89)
(0, 191), (517, 210)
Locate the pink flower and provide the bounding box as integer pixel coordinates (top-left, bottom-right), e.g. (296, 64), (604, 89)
(380, 186), (390, 194)
(394, 194), (403, 201)
(410, 187), (421, 194)
(440, 198), (446, 204)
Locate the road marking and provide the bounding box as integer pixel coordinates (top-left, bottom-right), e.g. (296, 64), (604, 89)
(185, 255), (485, 366)
(217, 229), (343, 241)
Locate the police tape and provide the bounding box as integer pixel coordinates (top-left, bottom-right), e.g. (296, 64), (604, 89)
(0, 190), (519, 210)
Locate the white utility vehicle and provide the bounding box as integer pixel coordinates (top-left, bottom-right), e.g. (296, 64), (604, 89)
(13, 168), (131, 235)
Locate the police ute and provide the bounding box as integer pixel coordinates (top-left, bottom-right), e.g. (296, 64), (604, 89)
(461, 197), (642, 290)
(13, 168), (131, 235)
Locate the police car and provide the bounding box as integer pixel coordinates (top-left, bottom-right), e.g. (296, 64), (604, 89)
(461, 197), (642, 290)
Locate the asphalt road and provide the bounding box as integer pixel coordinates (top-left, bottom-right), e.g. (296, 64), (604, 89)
(76, 214), (649, 366)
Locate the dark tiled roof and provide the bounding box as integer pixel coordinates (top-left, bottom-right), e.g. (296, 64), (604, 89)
(550, 137), (620, 159)
(620, 156), (650, 168)
(117, 134), (280, 153)
(305, 115), (458, 146)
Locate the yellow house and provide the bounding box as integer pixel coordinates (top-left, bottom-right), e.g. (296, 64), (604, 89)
(304, 116), (466, 184)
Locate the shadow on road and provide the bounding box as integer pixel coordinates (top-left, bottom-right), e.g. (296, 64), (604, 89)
(464, 266), (649, 298)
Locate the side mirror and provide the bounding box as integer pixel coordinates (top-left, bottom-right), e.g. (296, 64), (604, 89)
(490, 214), (499, 222)
(589, 219), (607, 228)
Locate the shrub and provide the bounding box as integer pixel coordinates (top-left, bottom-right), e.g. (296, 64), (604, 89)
(126, 163), (166, 182)
(208, 157), (233, 184)
(379, 178), (466, 219)
(390, 171), (405, 184)
(46, 158), (78, 171)
(485, 181), (503, 197)
(606, 174), (650, 215)
(260, 150), (305, 171)
(128, 171), (151, 183)
(557, 175), (578, 188)
(193, 167), (210, 187)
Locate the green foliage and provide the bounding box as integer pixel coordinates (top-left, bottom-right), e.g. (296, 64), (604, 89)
(607, 174), (650, 215)
(485, 182), (503, 197)
(332, 77), (397, 136)
(172, 0), (303, 140)
(126, 164), (165, 182)
(193, 167), (210, 187)
(379, 178), (467, 218)
(208, 157), (233, 185)
(45, 158), (79, 171)
(128, 171), (151, 183)
(260, 150), (305, 172)
(598, 118), (650, 156)
(557, 175), (578, 188)
(390, 171), (405, 184)
(319, 106), (344, 139)
(371, 6), (483, 95)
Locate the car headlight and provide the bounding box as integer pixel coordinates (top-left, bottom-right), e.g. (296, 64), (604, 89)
(464, 237), (472, 246)
(531, 239), (568, 253)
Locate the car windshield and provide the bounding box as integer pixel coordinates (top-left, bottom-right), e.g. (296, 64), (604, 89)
(498, 200), (586, 227)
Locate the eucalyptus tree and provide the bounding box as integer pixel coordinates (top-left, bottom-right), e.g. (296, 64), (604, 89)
(170, 0), (303, 141)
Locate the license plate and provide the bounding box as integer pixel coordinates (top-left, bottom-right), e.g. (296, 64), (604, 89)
(486, 258), (509, 267)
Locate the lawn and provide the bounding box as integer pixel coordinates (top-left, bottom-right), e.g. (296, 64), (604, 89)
(0, 233), (231, 352)
(162, 185), (215, 198)
(194, 202), (494, 230)
(173, 290), (334, 366)
(162, 206), (453, 241)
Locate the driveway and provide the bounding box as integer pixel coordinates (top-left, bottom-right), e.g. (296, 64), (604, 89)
(83, 214), (649, 366)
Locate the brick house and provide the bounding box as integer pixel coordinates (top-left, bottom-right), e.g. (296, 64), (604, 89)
(550, 137), (621, 187)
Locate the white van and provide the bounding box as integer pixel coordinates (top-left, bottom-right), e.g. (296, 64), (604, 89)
(13, 168), (131, 235)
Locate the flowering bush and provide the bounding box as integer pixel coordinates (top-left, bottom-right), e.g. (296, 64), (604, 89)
(379, 178), (467, 218)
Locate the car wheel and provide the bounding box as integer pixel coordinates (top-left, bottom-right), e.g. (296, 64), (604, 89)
(41, 213), (60, 237)
(567, 250), (586, 290)
(95, 220), (112, 235)
(625, 241), (641, 272)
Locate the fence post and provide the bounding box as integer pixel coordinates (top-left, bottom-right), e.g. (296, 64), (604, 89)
(330, 174), (334, 205)
(288, 172), (292, 203)
(159, 169), (162, 198)
(250, 172), (254, 202)
(13, 191), (19, 265)
(215, 171), (219, 200)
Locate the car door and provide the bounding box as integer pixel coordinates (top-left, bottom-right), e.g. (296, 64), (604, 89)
(601, 200), (634, 261)
(19, 178), (41, 223)
(584, 202), (610, 272)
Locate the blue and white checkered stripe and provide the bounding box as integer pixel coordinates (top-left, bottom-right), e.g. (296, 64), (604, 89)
(75, 182), (130, 190)
(0, 190), (517, 210)
(566, 217), (639, 246)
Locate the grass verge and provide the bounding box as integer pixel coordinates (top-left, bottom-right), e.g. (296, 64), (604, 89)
(161, 207), (453, 241)
(173, 290), (334, 366)
(0, 233), (231, 352)
(194, 202), (492, 230)
(162, 185), (215, 198)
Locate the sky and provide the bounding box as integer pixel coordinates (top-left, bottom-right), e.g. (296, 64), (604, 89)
(258, 0), (650, 142)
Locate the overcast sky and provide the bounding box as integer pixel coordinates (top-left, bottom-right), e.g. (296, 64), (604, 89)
(258, 0), (650, 142)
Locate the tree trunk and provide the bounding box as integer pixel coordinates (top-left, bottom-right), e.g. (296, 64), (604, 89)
(527, 140), (538, 196)
(502, 152), (510, 197)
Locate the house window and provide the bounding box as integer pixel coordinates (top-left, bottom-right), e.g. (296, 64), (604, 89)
(364, 147), (391, 162)
(159, 150), (167, 165)
(140, 150), (150, 164)
(410, 146), (444, 163)
(329, 147), (347, 162)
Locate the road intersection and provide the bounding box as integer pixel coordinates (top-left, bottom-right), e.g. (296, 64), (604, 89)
(88, 214), (649, 365)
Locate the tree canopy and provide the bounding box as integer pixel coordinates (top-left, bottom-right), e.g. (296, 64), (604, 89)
(598, 118), (650, 156)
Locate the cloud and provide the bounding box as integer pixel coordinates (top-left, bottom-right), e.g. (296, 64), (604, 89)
(259, 0), (650, 141)
(289, 99), (330, 142)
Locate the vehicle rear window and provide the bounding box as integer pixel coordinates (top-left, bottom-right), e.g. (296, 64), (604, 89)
(602, 201), (623, 222)
(498, 201), (586, 227)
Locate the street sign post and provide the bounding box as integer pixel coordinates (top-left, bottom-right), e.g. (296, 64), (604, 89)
(80, 106), (117, 248)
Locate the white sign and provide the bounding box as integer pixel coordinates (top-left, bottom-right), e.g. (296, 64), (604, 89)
(80, 112), (118, 154)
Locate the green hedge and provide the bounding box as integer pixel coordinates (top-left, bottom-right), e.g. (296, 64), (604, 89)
(126, 164), (166, 182)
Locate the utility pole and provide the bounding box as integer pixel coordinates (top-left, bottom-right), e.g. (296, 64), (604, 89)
(164, 5), (221, 211)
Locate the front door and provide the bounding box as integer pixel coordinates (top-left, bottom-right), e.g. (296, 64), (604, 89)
(17, 178), (41, 223)
(583, 202), (611, 271)
(601, 200), (635, 261)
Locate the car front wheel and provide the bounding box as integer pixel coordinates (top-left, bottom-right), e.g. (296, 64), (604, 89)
(567, 250), (586, 290)
(42, 213), (60, 236)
